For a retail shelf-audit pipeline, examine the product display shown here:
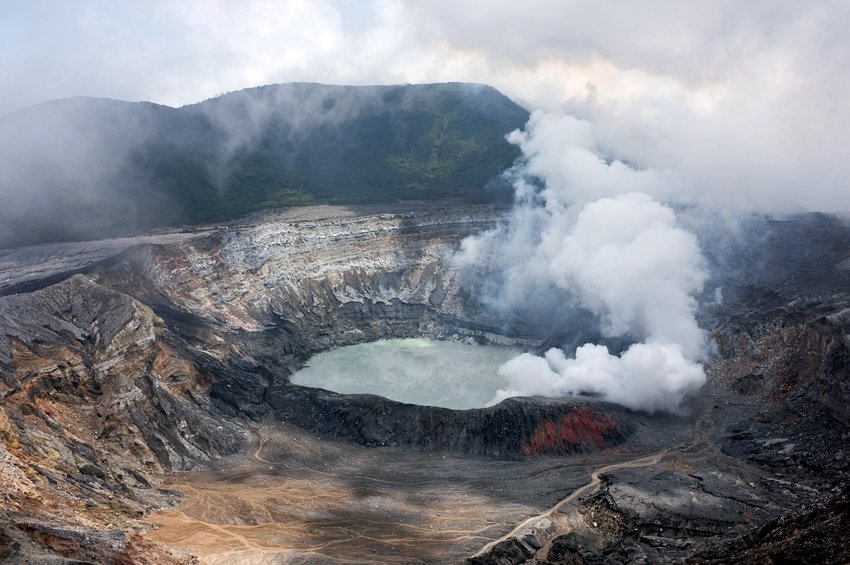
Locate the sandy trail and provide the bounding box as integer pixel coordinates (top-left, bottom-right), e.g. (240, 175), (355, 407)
(145, 425), (613, 564)
(472, 450), (667, 557)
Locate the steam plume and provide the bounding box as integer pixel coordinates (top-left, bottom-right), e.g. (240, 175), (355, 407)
(459, 111), (708, 413)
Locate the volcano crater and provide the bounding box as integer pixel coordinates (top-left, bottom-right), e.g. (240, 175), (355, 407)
(5, 203), (849, 564)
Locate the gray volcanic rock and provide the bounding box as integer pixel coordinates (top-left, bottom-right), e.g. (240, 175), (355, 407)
(0, 274), (249, 465)
(0, 275), (248, 563)
(0, 204), (570, 562)
(1, 204), (850, 563)
(465, 213), (850, 565)
(269, 391), (637, 457)
(694, 484), (850, 564)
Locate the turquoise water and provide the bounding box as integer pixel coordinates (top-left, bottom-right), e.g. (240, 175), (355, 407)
(289, 338), (520, 409)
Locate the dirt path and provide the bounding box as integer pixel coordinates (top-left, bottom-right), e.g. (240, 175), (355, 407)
(251, 430), (271, 464)
(144, 426), (605, 564)
(471, 450), (668, 558)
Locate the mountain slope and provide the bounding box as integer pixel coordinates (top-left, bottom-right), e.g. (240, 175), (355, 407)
(0, 83), (528, 248)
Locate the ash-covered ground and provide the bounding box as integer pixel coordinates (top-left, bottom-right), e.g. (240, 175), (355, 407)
(1, 203), (849, 564)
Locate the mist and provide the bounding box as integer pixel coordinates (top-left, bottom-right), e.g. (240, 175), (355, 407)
(0, 82), (520, 248)
(5, 2), (848, 213)
(458, 111), (709, 413)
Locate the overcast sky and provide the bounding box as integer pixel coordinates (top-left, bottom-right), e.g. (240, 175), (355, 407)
(2, 0), (849, 211)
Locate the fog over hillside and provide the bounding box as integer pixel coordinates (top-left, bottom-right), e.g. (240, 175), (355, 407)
(4, 2), (849, 214)
(0, 83), (526, 248)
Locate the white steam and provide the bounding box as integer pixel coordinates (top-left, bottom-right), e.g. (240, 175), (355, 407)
(493, 343), (705, 414)
(543, 193), (706, 359)
(460, 111), (708, 413)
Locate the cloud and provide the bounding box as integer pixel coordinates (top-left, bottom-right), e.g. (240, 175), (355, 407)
(492, 342), (706, 413)
(4, 1), (847, 212)
(544, 193), (707, 359)
(458, 111), (708, 413)
(400, 2), (850, 213)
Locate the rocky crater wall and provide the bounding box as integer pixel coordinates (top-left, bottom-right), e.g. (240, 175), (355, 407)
(0, 204), (641, 490)
(4, 205), (850, 564)
(82, 205), (651, 458)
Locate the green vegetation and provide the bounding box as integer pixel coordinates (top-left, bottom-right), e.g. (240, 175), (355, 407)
(0, 83), (528, 248)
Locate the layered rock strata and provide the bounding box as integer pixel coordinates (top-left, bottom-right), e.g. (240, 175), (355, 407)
(2, 204), (635, 562)
(1, 205), (849, 563)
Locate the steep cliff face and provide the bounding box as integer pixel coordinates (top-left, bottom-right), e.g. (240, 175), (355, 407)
(0, 275), (250, 563)
(2, 204), (622, 562)
(269, 390), (637, 457)
(0, 274), (250, 467)
(1, 205), (850, 564)
(82, 206), (648, 457)
(92, 206), (503, 337)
